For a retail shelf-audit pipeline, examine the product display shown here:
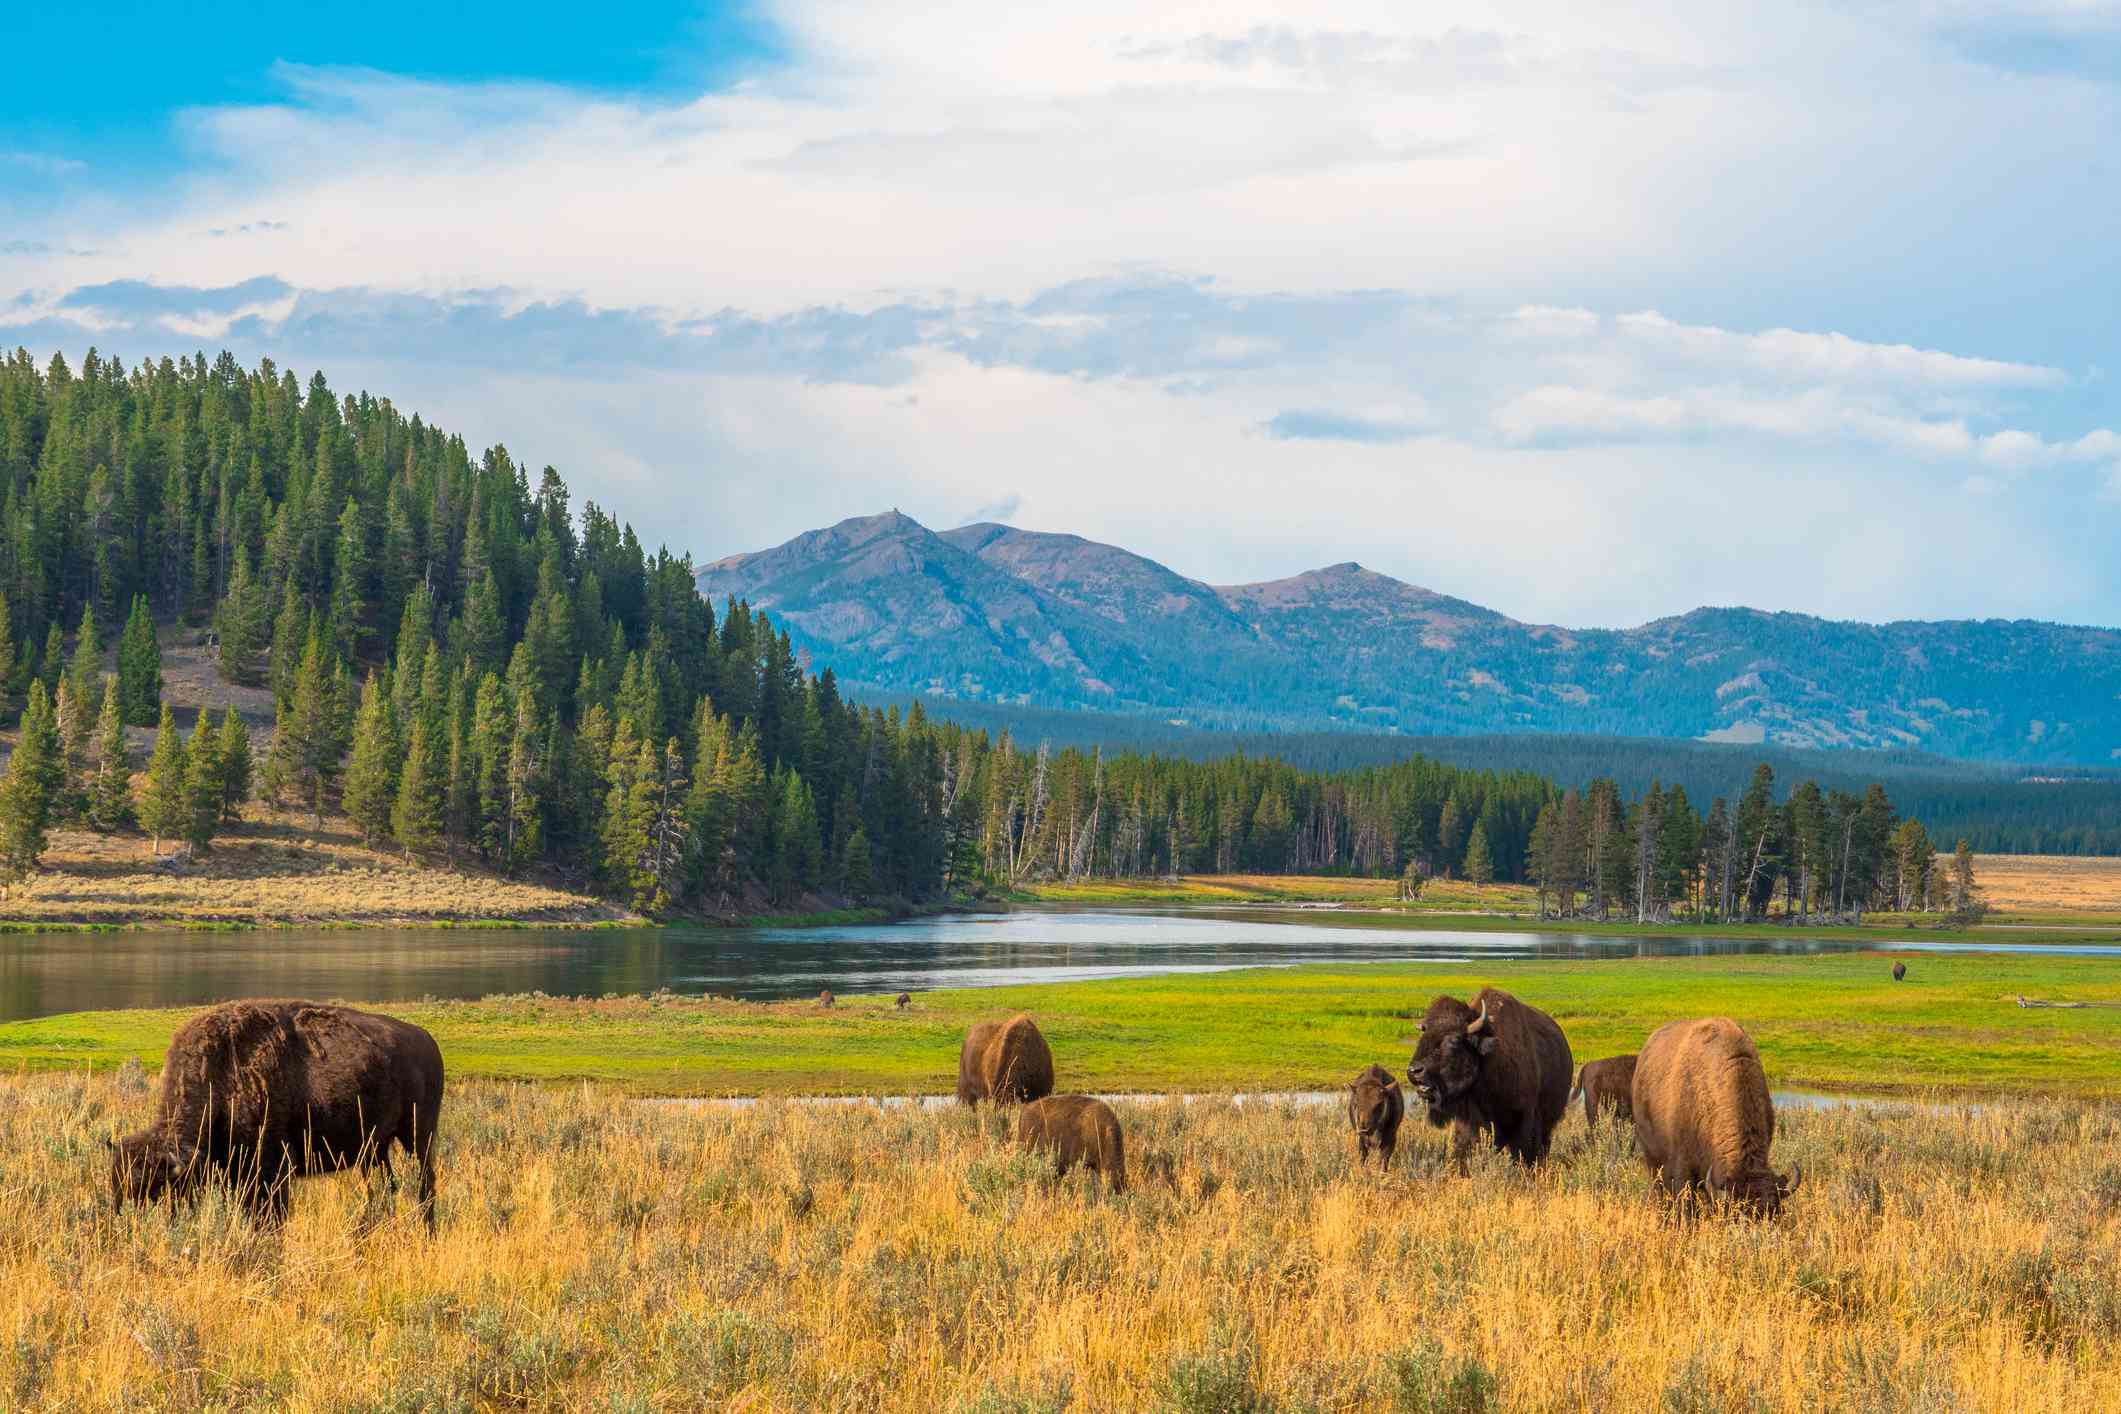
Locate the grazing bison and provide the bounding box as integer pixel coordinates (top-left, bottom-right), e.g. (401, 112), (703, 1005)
(957, 1013), (1055, 1106)
(1892, 961), (1906, 982)
(109, 1000), (443, 1227)
(818, 989), (836, 1008)
(1631, 1017), (1800, 1218)
(1406, 988), (1572, 1167)
(895, 992), (911, 1010)
(1346, 1064), (1405, 1171)
(1570, 1054), (1638, 1129)
(1016, 1095), (1125, 1192)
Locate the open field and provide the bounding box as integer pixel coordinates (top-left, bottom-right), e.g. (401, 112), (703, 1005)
(7, 952), (2116, 1098)
(1, 1074), (2113, 1410)
(1970, 853), (2121, 922)
(1014, 873), (1537, 913)
(0, 806), (631, 930)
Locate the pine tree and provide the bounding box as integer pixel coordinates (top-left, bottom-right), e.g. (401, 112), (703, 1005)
(65, 605), (102, 722)
(391, 718), (444, 859)
(182, 712), (221, 853)
(214, 710), (253, 823)
(85, 686), (135, 831)
(0, 589), (15, 708)
(138, 704), (190, 855)
(1436, 797), (1465, 878)
(270, 632), (344, 826)
(1948, 838), (1985, 924)
(504, 684), (544, 873)
(342, 672), (400, 846)
(1463, 820), (1495, 886)
(53, 676), (91, 823)
(327, 496), (371, 663)
(116, 594), (162, 725)
(215, 557), (270, 686)
(0, 681), (64, 888)
(35, 622), (63, 697)
(841, 825), (874, 900)
(471, 672), (513, 862)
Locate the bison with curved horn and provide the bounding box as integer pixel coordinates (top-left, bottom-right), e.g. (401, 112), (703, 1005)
(956, 1013), (1055, 1106)
(1630, 1017), (1800, 1219)
(108, 1000), (444, 1228)
(1405, 988), (1572, 1167)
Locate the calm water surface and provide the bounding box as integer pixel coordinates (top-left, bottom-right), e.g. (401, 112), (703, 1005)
(0, 906), (2111, 1023)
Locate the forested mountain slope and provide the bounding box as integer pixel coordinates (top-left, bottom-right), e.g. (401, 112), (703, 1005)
(699, 513), (2121, 765)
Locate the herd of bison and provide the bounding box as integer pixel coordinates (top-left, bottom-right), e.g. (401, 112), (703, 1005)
(103, 986), (1806, 1228)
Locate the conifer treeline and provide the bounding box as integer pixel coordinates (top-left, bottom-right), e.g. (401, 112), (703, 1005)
(0, 349), (1956, 917)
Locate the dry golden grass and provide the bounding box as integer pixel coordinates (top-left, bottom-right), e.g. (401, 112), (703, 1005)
(0, 804), (629, 928)
(4, 1073), (2113, 1410)
(1971, 854), (2121, 916)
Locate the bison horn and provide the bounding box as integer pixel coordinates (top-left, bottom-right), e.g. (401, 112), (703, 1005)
(103, 1136), (116, 1153)
(1780, 1165), (1803, 1195)
(1466, 998), (1492, 1036)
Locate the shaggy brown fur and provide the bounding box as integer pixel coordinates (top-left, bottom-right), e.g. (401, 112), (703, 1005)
(1346, 1063), (1405, 1171)
(1892, 961), (1906, 982)
(895, 992), (911, 1010)
(1406, 987), (1573, 1167)
(818, 990), (835, 1008)
(1631, 1017), (1800, 1219)
(956, 1013), (1055, 1106)
(1570, 1054), (1638, 1129)
(1016, 1095), (1126, 1192)
(109, 1000), (444, 1227)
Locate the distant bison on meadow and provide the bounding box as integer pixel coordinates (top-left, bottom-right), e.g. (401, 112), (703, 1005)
(1631, 1016), (1800, 1219)
(956, 1013), (1055, 1106)
(818, 990), (835, 1008)
(895, 992), (911, 1010)
(1016, 1094), (1125, 1192)
(108, 1000), (443, 1227)
(1406, 988), (1572, 1167)
(1345, 1063), (1405, 1171)
(1570, 1054), (1638, 1129)
(1892, 961), (1906, 982)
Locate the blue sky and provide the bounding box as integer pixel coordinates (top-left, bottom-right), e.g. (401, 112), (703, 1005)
(4, 0), (2121, 627)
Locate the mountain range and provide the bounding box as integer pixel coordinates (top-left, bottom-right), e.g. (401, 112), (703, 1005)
(694, 512), (2121, 765)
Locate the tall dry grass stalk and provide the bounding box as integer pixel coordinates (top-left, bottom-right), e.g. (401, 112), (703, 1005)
(1, 1073), (2114, 1410)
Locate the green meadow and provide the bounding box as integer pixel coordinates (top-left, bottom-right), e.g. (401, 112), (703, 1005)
(2, 950), (2113, 1099)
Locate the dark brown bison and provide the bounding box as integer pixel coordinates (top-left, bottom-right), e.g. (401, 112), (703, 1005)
(108, 1000), (443, 1227)
(818, 989), (835, 1008)
(1346, 1063), (1405, 1171)
(1570, 1054), (1638, 1129)
(1406, 988), (1572, 1167)
(1892, 961), (1906, 982)
(895, 992), (911, 1010)
(1631, 1017), (1800, 1218)
(1016, 1095), (1125, 1191)
(957, 1013), (1055, 1105)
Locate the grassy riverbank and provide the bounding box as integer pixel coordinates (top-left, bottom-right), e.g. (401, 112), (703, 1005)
(5, 1075), (2115, 1409)
(6, 951), (2115, 1098)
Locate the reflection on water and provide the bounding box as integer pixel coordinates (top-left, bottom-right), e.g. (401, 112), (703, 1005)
(0, 907), (2110, 1023)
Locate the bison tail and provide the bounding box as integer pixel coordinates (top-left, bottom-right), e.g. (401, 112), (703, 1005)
(1568, 1066), (1584, 1105)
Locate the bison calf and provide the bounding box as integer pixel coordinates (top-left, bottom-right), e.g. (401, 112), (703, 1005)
(1346, 1063), (1405, 1171)
(957, 1013), (1055, 1106)
(1631, 1017), (1800, 1219)
(1570, 1054), (1638, 1129)
(109, 1000), (443, 1228)
(1016, 1095), (1125, 1192)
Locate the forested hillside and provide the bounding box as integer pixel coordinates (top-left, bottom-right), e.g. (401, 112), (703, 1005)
(699, 512), (2121, 764)
(0, 349), (1977, 920)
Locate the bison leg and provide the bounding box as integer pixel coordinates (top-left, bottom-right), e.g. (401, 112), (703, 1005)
(1449, 1119), (1480, 1173)
(1377, 1132), (1396, 1173)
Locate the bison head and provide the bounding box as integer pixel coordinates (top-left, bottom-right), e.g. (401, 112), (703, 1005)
(1406, 995), (1499, 1126)
(1722, 1164), (1803, 1218)
(107, 1134), (187, 1212)
(1348, 1073), (1399, 1134)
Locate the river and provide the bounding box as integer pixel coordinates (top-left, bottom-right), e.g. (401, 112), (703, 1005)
(1, 906), (2113, 1023)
